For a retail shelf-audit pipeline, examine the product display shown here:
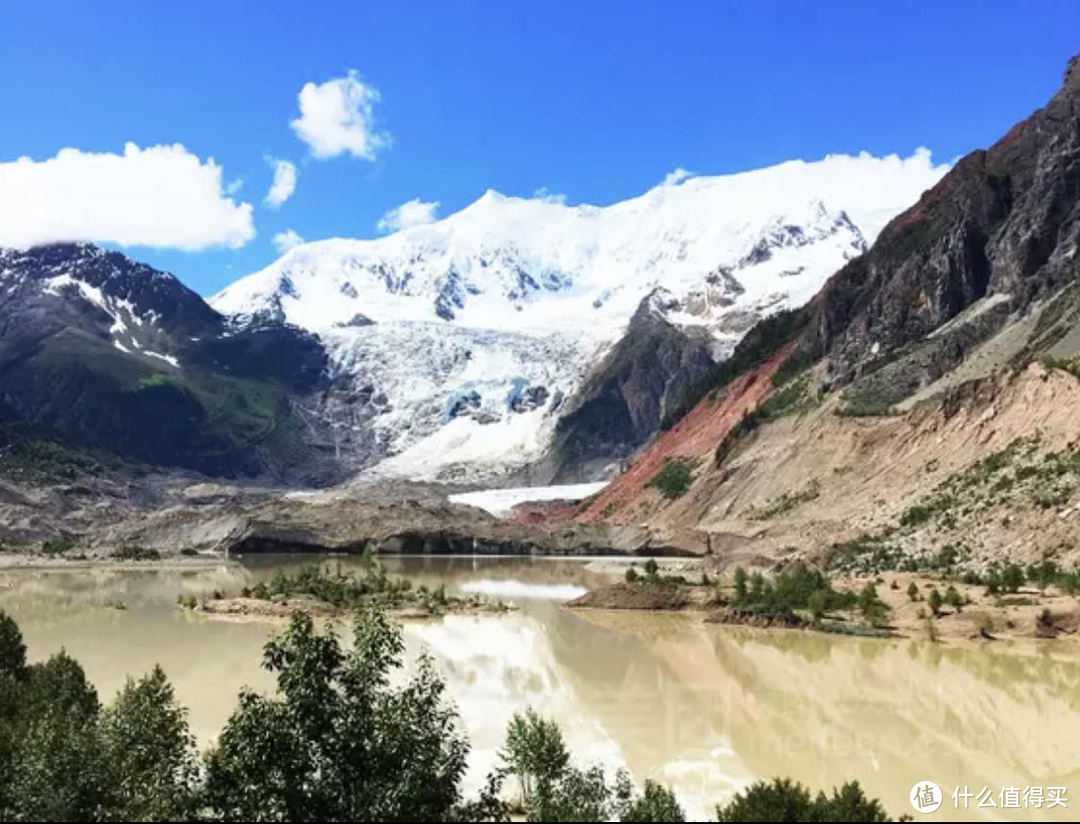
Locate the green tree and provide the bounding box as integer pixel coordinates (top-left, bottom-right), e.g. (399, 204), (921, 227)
(1028, 561), (1058, 593)
(906, 581), (919, 601)
(501, 715), (684, 823)
(0, 611), (26, 676)
(530, 765), (612, 822)
(6, 652), (107, 822)
(813, 780), (891, 822)
(716, 778), (813, 821)
(749, 571), (767, 601)
(807, 590), (827, 624)
(944, 585), (964, 613)
(204, 609), (469, 822)
(857, 582), (888, 625)
(616, 775), (685, 822)
(0, 610), (27, 813)
(501, 708), (570, 804)
(927, 587), (943, 617)
(733, 566), (749, 601)
(1002, 563), (1025, 593)
(100, 665), (199, 821)
(716, 778), (888, 822)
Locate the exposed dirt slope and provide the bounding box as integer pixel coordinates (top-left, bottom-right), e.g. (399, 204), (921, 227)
(628, 359), (1080, 571)
(572, 346), (793, 533)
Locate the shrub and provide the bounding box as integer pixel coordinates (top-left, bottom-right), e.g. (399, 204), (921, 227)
(729, 562), (862, 624)
(747, 480), (821, 521)
(645, 458), (695, 500)
(41, 539), (76, 556)
(900, 505), (934, 527)
(111, 546), (161, 562)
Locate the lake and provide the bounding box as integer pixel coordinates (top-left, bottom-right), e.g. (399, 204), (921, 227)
(1, 555), (1077, 821)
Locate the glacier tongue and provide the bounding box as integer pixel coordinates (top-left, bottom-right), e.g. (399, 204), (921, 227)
(316, 321), (596, 480)
(211, 150), (949, 482)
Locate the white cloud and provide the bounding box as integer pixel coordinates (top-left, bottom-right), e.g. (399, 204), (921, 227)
(272, 228), (304, 253)
(376, 198), (440, 233)
(291, 70), (390, 160)
(0, 143), (254, 251)
(264, 158), (297, 208)
(662, 167), (692, 186)
(531, 186), (566, 204)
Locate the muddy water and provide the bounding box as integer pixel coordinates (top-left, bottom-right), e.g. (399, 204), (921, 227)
(1, 556), (1077, 821)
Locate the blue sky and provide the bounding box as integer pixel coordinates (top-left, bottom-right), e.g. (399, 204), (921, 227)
(1, 0), (1078, 296)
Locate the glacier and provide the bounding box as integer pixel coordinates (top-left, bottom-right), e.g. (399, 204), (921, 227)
(212, 149), (949, 482)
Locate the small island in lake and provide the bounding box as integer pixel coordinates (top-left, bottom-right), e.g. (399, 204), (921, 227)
(179, 558), (514, 621)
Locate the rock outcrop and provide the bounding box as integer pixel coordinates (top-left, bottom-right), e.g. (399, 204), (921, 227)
(539, 292), (717, 482)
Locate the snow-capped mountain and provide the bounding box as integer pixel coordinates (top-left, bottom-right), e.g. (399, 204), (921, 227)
(212, 150), (948, 481)
(0, 243), (335, 480)
(0, 243), (220, 368)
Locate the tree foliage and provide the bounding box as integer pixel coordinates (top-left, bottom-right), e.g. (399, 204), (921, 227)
(100, 666), (200, 821)
(204, 609), (469, 822)
(498, 709), (685, 823)
(716, 778), (889, 822)
(501, 708), (570, 803)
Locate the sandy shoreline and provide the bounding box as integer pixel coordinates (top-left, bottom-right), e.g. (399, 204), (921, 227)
(0, 552), (232, 572)
(570, 570), (1080, 650)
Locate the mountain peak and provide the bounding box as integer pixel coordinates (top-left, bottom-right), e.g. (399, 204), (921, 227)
(213, 151), (947, 337)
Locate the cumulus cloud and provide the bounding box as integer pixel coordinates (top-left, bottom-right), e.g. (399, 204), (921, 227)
(376, 198), (440, 233)
(662, 167), (692, 186)
(0, 143), (254, 251)
(264, 157), (297, 208)
(291, 71), (390, 160)
(272, 228), (304, 253)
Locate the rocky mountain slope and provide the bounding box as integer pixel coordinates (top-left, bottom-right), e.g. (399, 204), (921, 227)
(212, 154), (946, 482)
(0, 244), (336, 482)
(574, 54), (1080, 572)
